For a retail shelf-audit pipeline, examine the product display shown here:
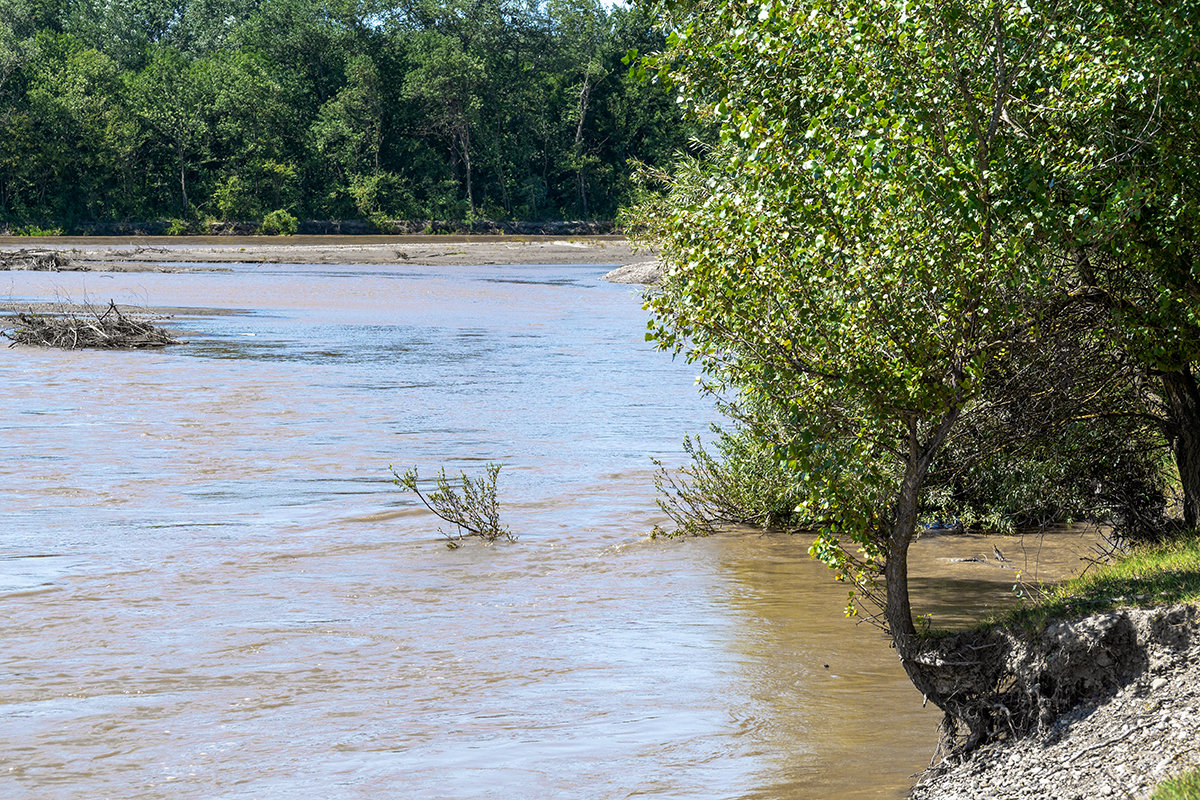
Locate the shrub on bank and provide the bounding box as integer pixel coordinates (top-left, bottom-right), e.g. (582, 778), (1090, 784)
(652, 426), (805, 537)
(12, 224), (64, 236)
(260, 209), (298, 236)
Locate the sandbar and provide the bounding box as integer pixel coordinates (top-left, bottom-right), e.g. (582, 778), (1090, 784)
(0, 235), (646, 271)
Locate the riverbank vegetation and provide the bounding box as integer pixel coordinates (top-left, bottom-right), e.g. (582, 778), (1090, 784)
(0, 0), (699, 230)
(998, 538), (1200, 634)
(631, 0), (1200, 753)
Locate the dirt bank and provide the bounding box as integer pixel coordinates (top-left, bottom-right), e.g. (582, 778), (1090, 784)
(910, 604), (1200, 800)
(0, 235), (644, 272)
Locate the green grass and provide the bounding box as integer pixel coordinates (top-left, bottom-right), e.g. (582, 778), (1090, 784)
(993, 536), (1200, 634)
(1153, 768), (1200, 800)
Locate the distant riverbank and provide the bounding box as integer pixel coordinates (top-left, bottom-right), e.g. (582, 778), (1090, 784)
(0, 220), (619, 238)
(0, 235), (646, 271)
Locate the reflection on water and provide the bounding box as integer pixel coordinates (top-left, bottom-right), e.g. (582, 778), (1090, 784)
(0, 261), (1092, 799)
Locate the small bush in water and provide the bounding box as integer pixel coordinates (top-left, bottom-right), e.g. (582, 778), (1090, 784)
(653, 424), (806, 537)
(392, 462), (514, 546)
(261, 209), (298, 236)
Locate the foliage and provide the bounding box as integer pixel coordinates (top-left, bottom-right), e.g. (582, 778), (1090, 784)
(392, 462), (514, 546)
(631, 0), (1082, 623)
(12, 223), (62, 235)
(1020, 0), (1200, 530)
(1154, 769), (1200, 800)
(213, 174), (256, 221)
(992, 537), (1200, 635)
(164, 217), (197, 235)
(632, 0), (1200, 745)
(652, 424), (805, 537)
(347, 171), (410, 230)
(924, 307), (1173, 541)
(0, 0), (697, 225)
(927, 417), (1170, 539)
(260, 208), (297, 235)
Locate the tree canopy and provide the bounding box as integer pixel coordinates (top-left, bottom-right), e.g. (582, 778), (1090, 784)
(0, 0), (700, 226)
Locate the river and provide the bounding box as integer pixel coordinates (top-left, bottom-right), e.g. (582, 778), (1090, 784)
(0, 258), (1096, 798)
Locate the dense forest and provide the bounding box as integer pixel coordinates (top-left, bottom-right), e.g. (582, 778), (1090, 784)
(0, 0), (693, 227)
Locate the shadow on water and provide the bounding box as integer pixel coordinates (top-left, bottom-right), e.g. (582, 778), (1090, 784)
(479, 276), (592, 287)
(708, 528), (1101, 798)
(714, 533), (938, 799)
(909, 574), (1025, 629)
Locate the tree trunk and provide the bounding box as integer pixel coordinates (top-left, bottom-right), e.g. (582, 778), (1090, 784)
(883, 415), (958, 649)
(574, 76), (591, 217)
(886, 466), (998, 754)
(1161, 368), (1200, 529)
(177, 142), (189, 213)
(880, 413), (998, 750)
(885, 464), (921, 662)
(459, 127), (474, 216)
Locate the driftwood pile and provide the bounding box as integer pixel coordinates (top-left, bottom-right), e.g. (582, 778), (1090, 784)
(4, 300), (178, 349)
(0, 249), (78, 271)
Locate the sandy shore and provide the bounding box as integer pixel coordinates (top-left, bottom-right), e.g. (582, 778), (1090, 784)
(0, 235), (646, 271)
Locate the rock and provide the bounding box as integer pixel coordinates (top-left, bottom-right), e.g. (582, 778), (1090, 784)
(601, 260), (664, 285)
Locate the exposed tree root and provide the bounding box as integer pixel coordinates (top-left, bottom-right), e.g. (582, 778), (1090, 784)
(911, 604), (1200, 759)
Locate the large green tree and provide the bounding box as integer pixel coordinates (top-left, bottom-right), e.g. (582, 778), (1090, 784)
(125, 46), (218, 212)
(632, 0), (1198, 746)
(1040, 0), (1200, 527)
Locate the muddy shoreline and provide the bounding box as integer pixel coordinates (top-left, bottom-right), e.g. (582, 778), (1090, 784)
(0, 235), (644, 272)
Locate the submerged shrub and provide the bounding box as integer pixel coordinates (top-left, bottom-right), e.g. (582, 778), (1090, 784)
(653, 423), (805, 537)
(392, 462), (513, 546)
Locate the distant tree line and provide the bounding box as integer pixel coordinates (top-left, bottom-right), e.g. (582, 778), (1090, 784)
(0, 0), (696, 227)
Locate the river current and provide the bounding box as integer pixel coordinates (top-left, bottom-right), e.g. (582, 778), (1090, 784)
(0, 258), (1095, 798)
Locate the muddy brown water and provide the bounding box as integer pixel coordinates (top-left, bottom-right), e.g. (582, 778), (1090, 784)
(0, 261), (1097, 798)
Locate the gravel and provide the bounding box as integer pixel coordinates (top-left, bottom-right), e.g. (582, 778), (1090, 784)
(911, 605), (1200, 800)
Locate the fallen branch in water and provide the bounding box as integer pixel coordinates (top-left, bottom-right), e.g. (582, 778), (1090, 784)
(4, 300), (179, 349)
(0, 249), (78, 271)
